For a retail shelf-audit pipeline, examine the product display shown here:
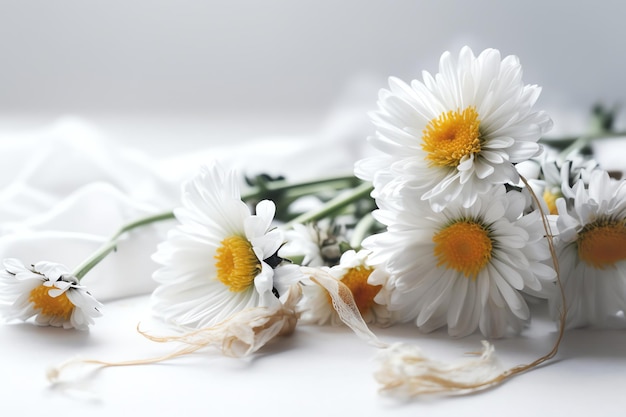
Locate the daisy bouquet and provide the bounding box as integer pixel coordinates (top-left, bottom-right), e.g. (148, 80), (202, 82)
(3, 46), (626, 398)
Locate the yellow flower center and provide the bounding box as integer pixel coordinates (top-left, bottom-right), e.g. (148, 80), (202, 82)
(422, 106), (482, 167)
(543, 189), (561, 215)
(215, 235), (261, 292)
(341, 266), (381, 315)
(327, 266), (381, 315)
(577, 220), (626, 269)
(433, 220), (493, 279)
(28, 285), (74, 320)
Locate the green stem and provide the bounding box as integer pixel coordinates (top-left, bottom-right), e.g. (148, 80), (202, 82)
(556, 131), (626, 162)
(71, 174), (362, 280)
(543, 106), (624, 161)
(73, 211), (176, 280)
(109, 212), (176, 241)
(349, 213), (378, 250)
(243, 175), (360, 201)
(284, 181), (374, 229)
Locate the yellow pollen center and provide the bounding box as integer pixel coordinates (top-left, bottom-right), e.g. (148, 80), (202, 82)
(215, 235), (261, 292)
(422, 106), (482, 167)
(433, 220), (493, 279)
(328, 266), (381, 315)
(577, 220), (626, 269)
(28, 285), (74, 320)
(542, 189), (561, 215)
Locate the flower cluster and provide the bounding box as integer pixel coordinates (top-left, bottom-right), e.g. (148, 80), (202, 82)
(353, 47), (556, 337)
(3, 45), (626, 398)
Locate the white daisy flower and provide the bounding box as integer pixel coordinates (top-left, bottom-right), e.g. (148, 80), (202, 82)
(551, 169), (626, 329)
(526, 153), (600, 215)
(355, 46), (552, 212)
(299, 249), (392, 326)
(152, 163), (302, 329)
(0, 259), (102, 330)
(363, 186), (555, 338)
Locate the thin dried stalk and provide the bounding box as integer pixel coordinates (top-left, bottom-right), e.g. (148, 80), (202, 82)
(374, 341), (502, 397)
(48, 285), (302, 384)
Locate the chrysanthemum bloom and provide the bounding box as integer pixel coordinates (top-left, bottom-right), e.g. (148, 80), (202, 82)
(364, 186), (555, 338)
(355, 46), (552, 212)
(551, 169), (626, 329)
(0, 259), (102, 330)
(152, 164), (302, 328)
(298, 250), (392, 326)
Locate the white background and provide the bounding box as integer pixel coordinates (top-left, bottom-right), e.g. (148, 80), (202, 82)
(1, 1), (626, 134)
(1, 2), (626, 416)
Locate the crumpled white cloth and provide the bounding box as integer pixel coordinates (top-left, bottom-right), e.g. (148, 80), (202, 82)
(0, 120), (181, 301)
(0, 112), (368, 301)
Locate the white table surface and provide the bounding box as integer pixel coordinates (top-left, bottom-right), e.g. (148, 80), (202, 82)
(1, 295), (625, 417)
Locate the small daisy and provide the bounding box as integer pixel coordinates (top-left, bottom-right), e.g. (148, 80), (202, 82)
(355, 46), (552, 212)
(278, 219), (349, 267)
(299, 250), (391, 326)
(527, 154), (600, 215)
(152, 163), (302, 329)
(0, 259), (102, 330)
(551, 169), (626, 328)
(364, 186), (555, 338)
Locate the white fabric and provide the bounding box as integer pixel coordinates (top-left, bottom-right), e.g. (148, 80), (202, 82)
(0, 115), (367, 301)
(0, 120), (178, 301)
